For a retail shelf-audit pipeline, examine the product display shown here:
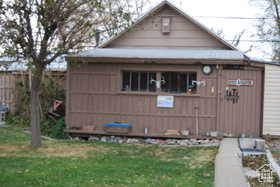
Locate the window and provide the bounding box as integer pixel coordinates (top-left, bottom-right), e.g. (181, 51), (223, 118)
(122, 71), (197, 94)
(122, 71), (156, 92)
(161, 72), (197, 93)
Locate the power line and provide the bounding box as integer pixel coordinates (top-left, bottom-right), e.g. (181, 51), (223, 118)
(225, 40), (280, 43)
(193, 16), (275, 20)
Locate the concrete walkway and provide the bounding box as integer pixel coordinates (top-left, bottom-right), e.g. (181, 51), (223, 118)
(214, 138), (249, 187)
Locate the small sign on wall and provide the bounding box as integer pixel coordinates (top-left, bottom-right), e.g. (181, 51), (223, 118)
(227, 79), (254, 86)
(157, 96), (174, 108)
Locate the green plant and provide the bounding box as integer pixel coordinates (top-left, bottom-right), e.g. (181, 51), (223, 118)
(6, 115), (30, 128)
(14, 79), (30, 117)
(40, 75), (65, 120)
(9, 74), (66, 139)
(14, 74), (65, 120)
(41, 118), (65, 139)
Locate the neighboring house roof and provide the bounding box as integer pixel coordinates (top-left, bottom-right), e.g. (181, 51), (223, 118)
(100, 0), (237, 50)
(0, 56), (67, 72)
(69, 48), (245, 61)
(46, 56), (67, 71)
(249, 57), (280, 66)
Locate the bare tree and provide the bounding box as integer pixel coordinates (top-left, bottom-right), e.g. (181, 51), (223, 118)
(96, 0), (151, 44)
(251, 0), (280, 60)
(0, 0), (142, 148)
(212, 28), (249, 48)
(231, 30), (246, 47)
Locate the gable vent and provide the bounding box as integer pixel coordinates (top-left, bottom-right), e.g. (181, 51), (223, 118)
(161, 17), (171, 34)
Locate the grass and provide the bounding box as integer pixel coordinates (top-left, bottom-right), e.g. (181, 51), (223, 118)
(0, 126), (217, 187)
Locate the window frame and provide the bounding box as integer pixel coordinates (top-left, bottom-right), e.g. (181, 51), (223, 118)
(120, 69), (199, 95)
(160, 71), (197, 94)
(121, 70), (157, 92)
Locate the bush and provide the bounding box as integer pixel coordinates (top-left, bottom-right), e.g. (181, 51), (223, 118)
(8, 73), (66, 139)
(41, 118), (66, 139)
(6, 115), (66, 139)
(14, 80), (30, 117)
(6, 114), (30, 127)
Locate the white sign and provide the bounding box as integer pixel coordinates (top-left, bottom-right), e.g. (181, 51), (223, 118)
(227, 79), (254, 86)
(157, 96), (174, 108)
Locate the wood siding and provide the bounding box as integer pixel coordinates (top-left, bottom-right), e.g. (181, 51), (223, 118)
(263, 64), (280, 135)
(66, 63), (263, 137)
(67, 63), (217, 135)
(107, 5), (229, 49)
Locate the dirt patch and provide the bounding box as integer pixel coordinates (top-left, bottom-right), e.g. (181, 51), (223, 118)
(0, 144), (25, 156)
(190, 149), (216, 164)
(243, 155), (268, 170)
(0, 142), (110, 158)
(243, 155), (280, 186)
(157, 148), (217, 164)
(37, 143), (93, 157)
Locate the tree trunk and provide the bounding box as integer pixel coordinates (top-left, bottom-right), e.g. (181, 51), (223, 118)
(30, 68), (43, 148)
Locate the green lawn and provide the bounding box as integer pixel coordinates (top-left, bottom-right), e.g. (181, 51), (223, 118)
(0, 126), (217, 187)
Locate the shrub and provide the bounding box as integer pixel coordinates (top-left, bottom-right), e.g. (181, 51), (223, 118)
(7, 115), (66, 139)
(41, 118), (66, 139)
(7, 74), (66, 139)
(6, 114), (30, 128)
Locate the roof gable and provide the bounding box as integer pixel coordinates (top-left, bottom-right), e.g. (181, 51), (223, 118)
(101, 1), (236, 50)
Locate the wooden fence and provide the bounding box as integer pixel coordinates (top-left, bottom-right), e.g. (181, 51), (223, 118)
(0, 72), (17, 114)
(0, 71), (66, 115)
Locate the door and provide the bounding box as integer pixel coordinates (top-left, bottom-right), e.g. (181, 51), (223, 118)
(217, 69), (263, 137)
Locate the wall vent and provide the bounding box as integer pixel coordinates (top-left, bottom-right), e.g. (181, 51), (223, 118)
(161, 17), (171, 34)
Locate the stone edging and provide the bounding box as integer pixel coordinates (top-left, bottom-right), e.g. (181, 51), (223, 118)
(266, 149), (280, 179)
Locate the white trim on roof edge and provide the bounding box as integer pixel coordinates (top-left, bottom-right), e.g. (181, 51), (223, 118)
(100, 0), (238, 50)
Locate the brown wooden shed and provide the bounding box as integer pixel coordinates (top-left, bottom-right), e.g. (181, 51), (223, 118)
(65, 1), (265, 138)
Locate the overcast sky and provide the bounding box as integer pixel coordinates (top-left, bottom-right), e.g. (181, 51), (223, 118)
(145, 0), (273, 60)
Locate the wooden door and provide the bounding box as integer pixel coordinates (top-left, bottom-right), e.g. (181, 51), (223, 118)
(217, 69), (263, 137)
